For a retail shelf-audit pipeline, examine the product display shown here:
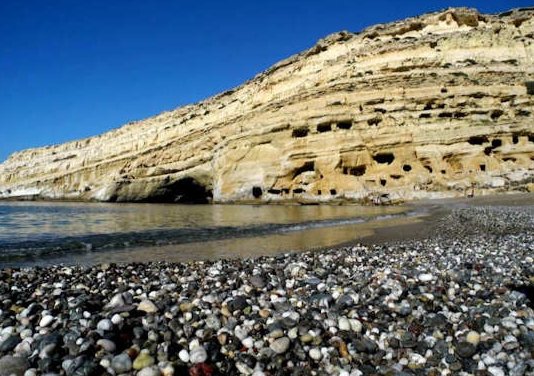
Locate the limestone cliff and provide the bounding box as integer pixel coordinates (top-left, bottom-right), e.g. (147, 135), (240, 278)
(1, 7), (534, 204)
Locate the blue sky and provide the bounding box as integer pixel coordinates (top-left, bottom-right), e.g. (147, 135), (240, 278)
(0, 0), (531, 162)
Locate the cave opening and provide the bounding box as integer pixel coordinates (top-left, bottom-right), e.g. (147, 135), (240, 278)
(317, 123), (332, 133)
(337, 121), (352, 130)
(252, 186), (263, 198)
(292, 161), (315, 179)
(525, 81), (534, 95)
(468, 135), (489, 145)
(480, 164), (486, 171)
(403, 164), (412, 172)
(292, 127), (309, 138)
(349, 165), (366, 176)
(373, 153), (395, 165)
(146, 177), (212, 204)
(512, 135), (519, 144)
(492, 139), (502, 148)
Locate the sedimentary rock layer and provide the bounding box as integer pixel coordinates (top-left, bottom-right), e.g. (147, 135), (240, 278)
(1, 7), (534, 203)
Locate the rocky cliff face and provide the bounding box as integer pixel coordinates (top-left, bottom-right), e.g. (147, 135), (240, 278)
(1, 8), (534, 204)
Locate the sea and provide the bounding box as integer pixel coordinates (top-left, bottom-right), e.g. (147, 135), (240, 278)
(0, 201), (416, 268)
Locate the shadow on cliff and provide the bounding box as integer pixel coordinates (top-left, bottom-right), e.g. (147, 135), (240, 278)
(111, 177), (212, 204)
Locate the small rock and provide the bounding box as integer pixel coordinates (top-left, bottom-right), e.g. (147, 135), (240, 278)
(0, 355), (30, 376)
(205, 315), (221, 331)
(111, 314), (123, 325)
(0, 336), (21, 352)
(105, 293), (125, 309)
(338, 317), (350, 331)
(138, 366), (161, 376)
(466, 331), (480, 346)
(270, 337), (290, 354)
(138, 300), (158, 313)
(227, 296), (248, 312)
(96, 319), (113, 331)
(349, 319), (363, 333)
(178, 349), (190, 363)
(309, 348), (322, 360)
(39, 315), (54, 327)
(456, 341), (477, 358)
(249, 275), (266, 289)
(488, 366), (505, 376)
(418, 273), (434, 282)
(133, 352), (155, 370)
(96, 339), (116, 352)
(189, 346), (208, 364)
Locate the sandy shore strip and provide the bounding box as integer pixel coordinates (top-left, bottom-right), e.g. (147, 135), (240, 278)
(0, 200), (532, 375)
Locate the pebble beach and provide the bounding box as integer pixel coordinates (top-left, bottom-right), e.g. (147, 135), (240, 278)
(0, 204), (533, 376)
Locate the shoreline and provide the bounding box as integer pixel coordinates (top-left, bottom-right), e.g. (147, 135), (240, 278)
(1, 192), (533, 268)
(0, 199), (532, 374)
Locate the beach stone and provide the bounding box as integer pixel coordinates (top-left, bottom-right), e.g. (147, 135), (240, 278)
(0, 355), (30, 376)
(519, 332), (534, 348)
(111, 354), (132, 374)
(270, 337), (290, 354)
(133, 352), (155, 370)
(236, 362), (254, 375)
(188, 363), (215, 376)
(456, 342), (477, 358)
(105, 293), (125, 309)
(249, 276), (266, 289)
(349, 319), (363, 333)
(138, 366), (161, 376)
(488, 366), (505, 376)
(96, 319), (113, 331)
(418, 273), (434, 282)
(96, 339), (116, 352)
(178, 349), (190, 363)
(0, 336), (21, 352)
(111, 314), (123, 325)
(138, 300), (158, 313)
(205, 315), (221, 331)
(39, 315), (54, 327)
(466, 331), (480, 346)
(189, 346), (207, 364)
(227, 296), (248, 312)
(338, 317), (350, 331)
(309, 348), (322, 360)
(179, 302), (193, 312)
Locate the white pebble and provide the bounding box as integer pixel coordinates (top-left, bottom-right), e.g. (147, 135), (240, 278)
(309, 348), (322, 360)
(338, 317), (350, 331)
(349, 319), (363, 333)
(488, 366), (505, 376)
(39, 315), (54, 327)
(190, 346), (207, 364)
(111, 314), (123, 325)
(178, 349), (190, 363)
(418, 273), (433, 282)
(97, 319), (113, 331)
(242, 337), (254, 349)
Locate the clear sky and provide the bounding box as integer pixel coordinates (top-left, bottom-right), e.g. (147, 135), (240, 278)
(0, 0), (531, 162)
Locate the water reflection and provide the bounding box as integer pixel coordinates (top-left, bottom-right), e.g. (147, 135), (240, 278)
(0, 201), (405, 244)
